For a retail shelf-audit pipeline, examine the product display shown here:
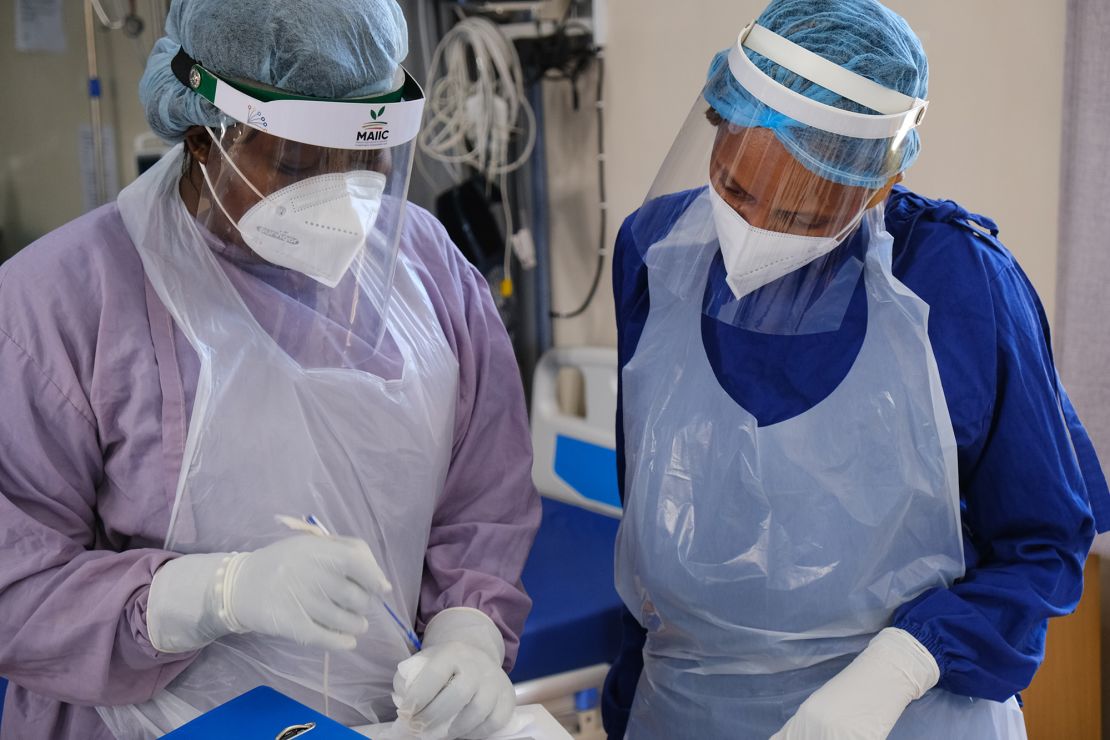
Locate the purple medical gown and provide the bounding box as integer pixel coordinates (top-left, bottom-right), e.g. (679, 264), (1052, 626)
(0, 202), (541, 739)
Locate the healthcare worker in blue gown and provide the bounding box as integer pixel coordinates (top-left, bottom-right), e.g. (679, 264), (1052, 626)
(601, 1), (1110, 738)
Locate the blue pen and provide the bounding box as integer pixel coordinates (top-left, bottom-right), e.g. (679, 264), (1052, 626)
(291, 515), (423, 652)
(381, 602), (423, 652)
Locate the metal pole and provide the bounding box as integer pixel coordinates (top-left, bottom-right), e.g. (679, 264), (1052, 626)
(528, 81), (553, 356)
(84, 0), (107, 207)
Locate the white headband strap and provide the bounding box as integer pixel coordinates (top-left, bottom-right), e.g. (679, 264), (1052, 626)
(726, 21), (928, 140)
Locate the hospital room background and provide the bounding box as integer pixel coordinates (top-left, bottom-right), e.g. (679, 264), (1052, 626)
(1, 1), (1107, 737)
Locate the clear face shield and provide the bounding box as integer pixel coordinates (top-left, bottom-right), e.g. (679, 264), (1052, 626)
(174, 50), (426, 359)
(631, 22), (928, 335)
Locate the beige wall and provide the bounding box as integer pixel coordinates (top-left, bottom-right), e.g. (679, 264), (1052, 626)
(1, 2), (1067, 318)
(885, 0), (1066, 324)
(545, 0), (1068, 349)
(0, 3), (157, 260)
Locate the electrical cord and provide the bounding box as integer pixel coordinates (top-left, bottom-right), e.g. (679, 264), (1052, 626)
(419, 16), (538, 298)
(419, 17), (537, 182)
(551, 49), (606, 320)
(90, 0), (127, 30)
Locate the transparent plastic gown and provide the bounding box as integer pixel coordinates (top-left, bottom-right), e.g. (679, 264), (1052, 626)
(614, 23), (1026, 736)
(96, 148), (458, 738)
(614, 200), (1027, 738)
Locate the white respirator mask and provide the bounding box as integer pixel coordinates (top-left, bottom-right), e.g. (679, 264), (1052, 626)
(199, 128), (387, 288)
(707, 183), (864, 301)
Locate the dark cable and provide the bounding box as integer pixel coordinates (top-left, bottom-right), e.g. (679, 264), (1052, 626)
(551, 50), (606, 320)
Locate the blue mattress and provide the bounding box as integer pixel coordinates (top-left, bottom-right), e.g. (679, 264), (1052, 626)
(509, 498), (625, 683)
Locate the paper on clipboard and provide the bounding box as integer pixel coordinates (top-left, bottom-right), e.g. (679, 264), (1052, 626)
(353, 704), (572, 740)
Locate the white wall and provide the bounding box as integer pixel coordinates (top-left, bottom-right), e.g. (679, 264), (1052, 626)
(885, 0), (1066, 324)
(545, 0), (1067, 349)
(0, 4), (157, 260)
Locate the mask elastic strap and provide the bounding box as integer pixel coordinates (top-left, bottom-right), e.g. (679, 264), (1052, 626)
(197, 157), (243, 232)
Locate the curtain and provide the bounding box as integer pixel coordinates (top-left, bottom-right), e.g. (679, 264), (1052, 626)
(1055, 2), (1110, 734)
(1057, 1), (1110, 505)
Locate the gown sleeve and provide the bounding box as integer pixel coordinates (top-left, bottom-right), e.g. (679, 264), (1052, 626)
(416, 219), (542, 670)
(0, 254), (196, 706)
(893, 233), (1099, 701)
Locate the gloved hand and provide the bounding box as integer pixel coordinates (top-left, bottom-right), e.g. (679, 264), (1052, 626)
(772, 628), (939, 740)
(392, 607), (515, 740)
(148, 534), (392, 654)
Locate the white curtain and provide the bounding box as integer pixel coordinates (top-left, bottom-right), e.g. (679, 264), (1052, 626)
(1054, 1), (1110, 734)
(1057, 1), (1110, 502)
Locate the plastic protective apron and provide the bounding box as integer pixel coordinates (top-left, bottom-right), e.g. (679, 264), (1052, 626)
(98, 149), (458, 738)
(614, 191), (1027, 739)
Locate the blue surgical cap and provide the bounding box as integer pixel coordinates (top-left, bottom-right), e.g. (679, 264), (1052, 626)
(704, 0), (929, 188)
(140, 0), (409, 143)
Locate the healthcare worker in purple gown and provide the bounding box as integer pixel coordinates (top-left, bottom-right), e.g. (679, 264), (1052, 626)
(603, 1), (1108, 739)
(0, 2), (539, 739)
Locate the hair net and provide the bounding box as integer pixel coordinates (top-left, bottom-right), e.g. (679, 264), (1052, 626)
(704, 0), (928, 188)
(140, 0), (410, 143)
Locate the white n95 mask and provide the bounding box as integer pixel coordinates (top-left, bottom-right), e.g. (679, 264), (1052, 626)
(199, 128), (387, 288)
(234, 171), (386, 288)
(201, 165), (386, 288)
(707, 184), (857, 301)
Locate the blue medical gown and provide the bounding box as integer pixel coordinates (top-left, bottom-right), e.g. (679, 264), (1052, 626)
(603, 185), (1108, 738)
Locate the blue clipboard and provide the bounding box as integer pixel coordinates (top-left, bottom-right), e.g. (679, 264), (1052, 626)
(160, 686), (369, 739)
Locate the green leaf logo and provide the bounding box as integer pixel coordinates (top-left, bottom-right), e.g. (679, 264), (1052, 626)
(370, 106), (386, 120)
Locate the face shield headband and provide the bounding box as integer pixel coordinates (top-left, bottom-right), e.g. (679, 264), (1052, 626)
(729, 21), (928, 143)
(171, 47), (426, 150)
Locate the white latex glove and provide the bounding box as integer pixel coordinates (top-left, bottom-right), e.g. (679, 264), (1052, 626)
(391, 607), (515, 740)
(772, 628), (940, 740)
(148, 534), (392, 653)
